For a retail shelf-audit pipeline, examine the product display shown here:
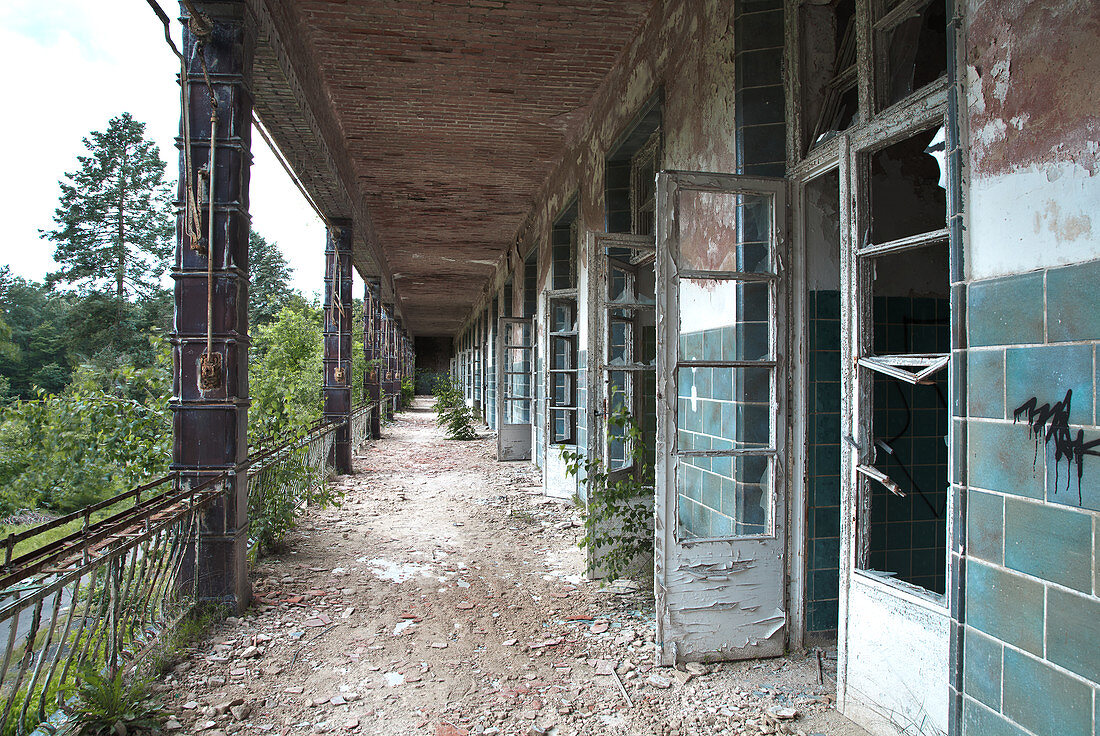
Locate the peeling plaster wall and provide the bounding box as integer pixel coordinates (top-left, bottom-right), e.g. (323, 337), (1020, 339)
(964, 0), (1100, 280)
(480, 0), (740, 490)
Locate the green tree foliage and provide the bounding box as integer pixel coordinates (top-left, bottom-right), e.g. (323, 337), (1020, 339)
(249, 301), (324, 440)
(0, 274), (73, 398)
(248, 230), (296, 328)
(351, 298), (366, 406)
(0, 272), (172, 399)
(0, 339), (171, 515)
(42, 113), (172, 300)
(65, 289), (173, 370)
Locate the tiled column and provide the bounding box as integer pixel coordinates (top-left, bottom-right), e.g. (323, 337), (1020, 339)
(172, 0), (253, 609)
(365, 281), (381, 439)
(323, 221), (353, 474)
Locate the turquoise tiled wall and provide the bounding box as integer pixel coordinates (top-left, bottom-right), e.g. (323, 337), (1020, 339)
(868, 295), (950, 594)
(807, 290), (841, 632)
(734, 0), (785, 178)
(962, 258), (1100, 736)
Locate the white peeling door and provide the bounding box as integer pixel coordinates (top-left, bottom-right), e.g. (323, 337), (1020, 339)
(654, 171), (788, 663)
(496, 318), (534, 461)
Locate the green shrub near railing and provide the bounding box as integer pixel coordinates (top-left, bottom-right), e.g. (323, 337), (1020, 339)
(246, 420), (343, 557)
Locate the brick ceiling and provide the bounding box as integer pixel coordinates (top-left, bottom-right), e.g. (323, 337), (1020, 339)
(252, 0), (654, 335)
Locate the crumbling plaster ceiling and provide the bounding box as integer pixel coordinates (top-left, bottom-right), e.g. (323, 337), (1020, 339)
(249, 0), (654, 335)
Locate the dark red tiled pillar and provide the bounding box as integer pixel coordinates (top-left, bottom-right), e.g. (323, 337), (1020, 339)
(323, 222), (353, 474)
(172, 0), (253, 610)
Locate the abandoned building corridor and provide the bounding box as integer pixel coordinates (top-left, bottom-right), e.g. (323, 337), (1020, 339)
(155, 399), (867, 736)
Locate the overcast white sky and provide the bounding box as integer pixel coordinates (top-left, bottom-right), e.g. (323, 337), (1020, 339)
(0, 0), (328, 298)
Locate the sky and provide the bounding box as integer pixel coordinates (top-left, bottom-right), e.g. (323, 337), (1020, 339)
(0, 0), (328, 298)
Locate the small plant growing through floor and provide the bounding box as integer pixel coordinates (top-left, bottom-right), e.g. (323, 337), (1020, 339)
(400, 376), (415, 405)
(64, 667), (164, 736)
(561, 397), (653, 581)
(431, 376), (478, 441)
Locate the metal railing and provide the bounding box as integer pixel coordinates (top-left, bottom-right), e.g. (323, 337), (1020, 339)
(0, 474), (226, 736)
(349, 401), (375, 451)
(0, 400), (384, 735)
(245, 420), (339, 555)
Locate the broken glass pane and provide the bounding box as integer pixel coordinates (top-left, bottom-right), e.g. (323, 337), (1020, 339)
(869, 127), (947, 244)
(551, 300), (576, 333)
(609, 262), (632, 302)
(878, 0), (947, 109)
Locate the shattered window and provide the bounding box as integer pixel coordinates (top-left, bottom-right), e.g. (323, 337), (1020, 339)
(854, 125), (950, 595)
(875, 0), (947, 110)
(801, 0), (857, 152)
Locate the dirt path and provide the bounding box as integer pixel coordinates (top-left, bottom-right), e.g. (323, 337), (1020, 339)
(157, 399), (868, 736)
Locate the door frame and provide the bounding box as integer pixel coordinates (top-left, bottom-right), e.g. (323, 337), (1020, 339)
(496, 316), (535, 462)
(788, 137), (851, 651)
(654, 170), (790, 664)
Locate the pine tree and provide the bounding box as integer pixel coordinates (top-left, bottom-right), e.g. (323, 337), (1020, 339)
(42, 113), (173, 299)
(248, 230), (296, 327)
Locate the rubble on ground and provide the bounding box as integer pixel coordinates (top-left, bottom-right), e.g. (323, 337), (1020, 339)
(155, 403), (863, 736)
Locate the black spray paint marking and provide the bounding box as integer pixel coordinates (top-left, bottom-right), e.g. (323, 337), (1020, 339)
(1013, 390), (1100, 505)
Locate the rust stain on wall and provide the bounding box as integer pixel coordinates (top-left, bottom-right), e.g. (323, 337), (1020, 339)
(966, 0), (1100, 178)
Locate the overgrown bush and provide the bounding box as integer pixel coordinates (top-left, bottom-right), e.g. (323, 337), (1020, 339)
(431, 376), (477, 440)
(561, 400), (653, 581)
(400, 376), (415, 404)
(0, 339), (171, 516)
(248, 441), (341, 556)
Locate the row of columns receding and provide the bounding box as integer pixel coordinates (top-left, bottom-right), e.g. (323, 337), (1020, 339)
(170, 0), (414, 611)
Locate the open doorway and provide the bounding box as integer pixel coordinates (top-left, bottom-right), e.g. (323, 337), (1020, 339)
(802, 167), (842, 638)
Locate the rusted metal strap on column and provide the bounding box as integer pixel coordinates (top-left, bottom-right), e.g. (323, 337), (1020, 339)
(323, 222), (353, 474)
(171, 0), (253, 611)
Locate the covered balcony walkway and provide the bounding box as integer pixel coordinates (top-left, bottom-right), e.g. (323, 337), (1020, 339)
(154, 400), (862, 736)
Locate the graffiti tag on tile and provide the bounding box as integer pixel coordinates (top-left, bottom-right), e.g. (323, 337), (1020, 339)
(1013, 390), (1100, 505)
